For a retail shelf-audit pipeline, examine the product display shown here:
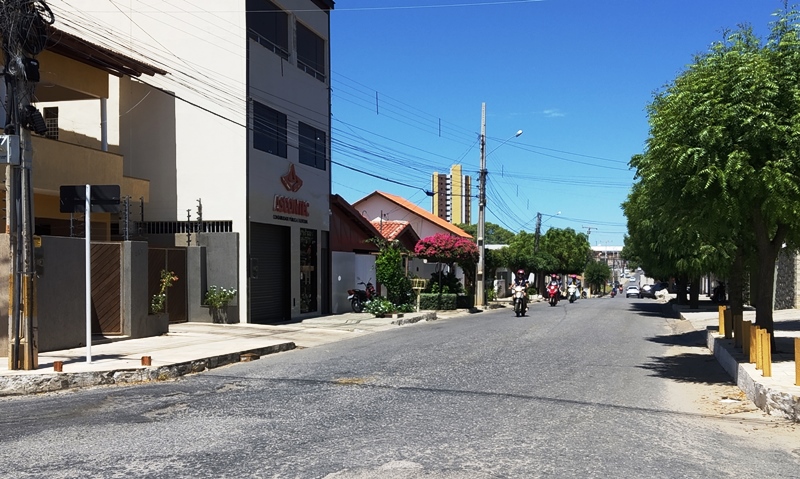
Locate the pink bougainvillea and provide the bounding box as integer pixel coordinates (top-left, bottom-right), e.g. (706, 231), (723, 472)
(414, 233), (478, 265)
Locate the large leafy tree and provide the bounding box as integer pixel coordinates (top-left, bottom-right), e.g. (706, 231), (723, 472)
(456, 222), (515, 245)
(539, 227), (591, 274)
(628, 8), (800, 333)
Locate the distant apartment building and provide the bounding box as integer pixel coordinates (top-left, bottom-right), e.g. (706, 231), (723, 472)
(431, 165), (472, 225)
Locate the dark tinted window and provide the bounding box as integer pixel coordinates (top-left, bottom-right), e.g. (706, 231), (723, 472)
(298, 122), (326, 170)
(247, 0), (289, 59)
(253, 101), (287, 158)
(297, 23), (325, 81)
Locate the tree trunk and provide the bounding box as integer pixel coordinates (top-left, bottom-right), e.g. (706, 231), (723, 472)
(676, 277), (688, 305)
(689, 278), (700, 309)
(752, 208), (788, 336)
(728, 246), (745, 322)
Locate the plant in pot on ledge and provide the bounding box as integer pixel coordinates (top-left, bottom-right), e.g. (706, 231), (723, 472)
(149, 269), (178, 335)
(204, 285), (238, 323)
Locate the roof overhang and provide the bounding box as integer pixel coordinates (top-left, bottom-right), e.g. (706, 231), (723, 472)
(45, 26), (167, 78)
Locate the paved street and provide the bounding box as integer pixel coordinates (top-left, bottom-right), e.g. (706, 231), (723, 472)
(1, 297), (798, 478)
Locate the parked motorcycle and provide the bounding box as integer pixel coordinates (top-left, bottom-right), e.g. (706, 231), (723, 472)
(547, 282), (560, 307)
(347, 280), (376, 313)
(568, 284), (579, 303)
(511, 284), (527, 317)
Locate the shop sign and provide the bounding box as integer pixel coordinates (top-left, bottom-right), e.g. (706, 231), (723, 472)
(273, 195), (310, 217)
(281, 164), (303, 192)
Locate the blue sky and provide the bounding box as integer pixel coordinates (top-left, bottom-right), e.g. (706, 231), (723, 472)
(329, 0), (782, 247)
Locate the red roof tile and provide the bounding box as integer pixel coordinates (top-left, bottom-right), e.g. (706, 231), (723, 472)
(371, 219), (409, 241)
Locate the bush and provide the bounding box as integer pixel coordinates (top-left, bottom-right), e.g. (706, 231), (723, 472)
(456, 294), (474, 309)
(363, 298), (395, 317)
(424, 271), (464, 295)
(419, 293), (457, 310)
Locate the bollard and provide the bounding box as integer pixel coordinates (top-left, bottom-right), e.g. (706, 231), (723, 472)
(749, 323), (757, 364)
(53, 361), (63, 372)
(733, 313), (743, 347)
(796, 338), (800, 386)
(761, 329), (772, 377)
(141, 356), (152, 366)
(755, 327), (763, 370)
(718, 305), (727, 336)
(723, 309), (733, 340)
(742, 320), (751, 360)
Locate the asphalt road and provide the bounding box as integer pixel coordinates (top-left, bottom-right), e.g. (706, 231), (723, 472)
(1, 297), (798, 478)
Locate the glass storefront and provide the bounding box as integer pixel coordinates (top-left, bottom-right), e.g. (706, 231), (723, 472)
(300, 228), (317, 313)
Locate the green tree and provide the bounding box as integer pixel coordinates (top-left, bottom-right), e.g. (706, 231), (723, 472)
(627, 8), (800, 332)
(456, 222), (515, 245)
(372, 240), (412, 306)
(539, 227), (591, 274)
(584, 260), (611, 294)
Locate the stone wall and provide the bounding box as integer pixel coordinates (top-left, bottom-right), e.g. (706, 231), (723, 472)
(774, 248), (798, 310)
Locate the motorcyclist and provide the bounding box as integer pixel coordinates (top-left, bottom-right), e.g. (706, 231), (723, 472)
(512, 269), (530, 313)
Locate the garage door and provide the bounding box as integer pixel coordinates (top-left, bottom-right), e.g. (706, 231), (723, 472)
(250, 222), (291, 323)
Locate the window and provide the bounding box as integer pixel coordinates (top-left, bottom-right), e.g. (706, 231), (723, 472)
(298, 122), (326, 170)
(43, 106), (58, 140)
(247, 0), (289, 60)
(253, 101), (287, 158)
(296, 23), (326, 82)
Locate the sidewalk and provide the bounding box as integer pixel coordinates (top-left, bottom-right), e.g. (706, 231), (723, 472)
(0, 309), (463, 397)
(677, 303), (800, 421)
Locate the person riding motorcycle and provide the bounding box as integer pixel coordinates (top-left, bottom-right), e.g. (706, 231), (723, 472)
(513, 269), (530, 313)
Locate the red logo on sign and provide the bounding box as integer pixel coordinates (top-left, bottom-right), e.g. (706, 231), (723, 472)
(281, 164), (303, 192)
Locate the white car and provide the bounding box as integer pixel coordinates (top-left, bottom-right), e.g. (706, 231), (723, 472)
(625, 285), (641, 298)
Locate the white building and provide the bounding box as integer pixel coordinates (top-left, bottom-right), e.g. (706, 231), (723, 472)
(44, 0), (335, 323)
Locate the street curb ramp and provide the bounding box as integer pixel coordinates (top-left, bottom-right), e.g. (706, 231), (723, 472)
(0, 342), (296, 397)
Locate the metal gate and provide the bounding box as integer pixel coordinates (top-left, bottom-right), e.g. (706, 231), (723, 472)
(148, 248), (188, 323)
(250, 222), (290, 323)
(91, 243), (122, 335)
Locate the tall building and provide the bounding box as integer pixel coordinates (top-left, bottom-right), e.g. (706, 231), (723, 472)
(431, 165), (472, 225)
(39, 0), (334, 324)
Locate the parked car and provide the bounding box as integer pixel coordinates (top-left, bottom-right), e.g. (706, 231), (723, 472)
(640, 282), (669, 299)
(625, 285), (641, 298)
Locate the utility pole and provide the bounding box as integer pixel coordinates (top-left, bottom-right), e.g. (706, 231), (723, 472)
(475, 103), (486, 308)
(3, 0), (52, 369)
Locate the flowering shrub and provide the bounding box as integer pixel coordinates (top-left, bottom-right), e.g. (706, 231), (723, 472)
(204, 285), (238, 309)
(363, 298), (395, 317)
(414, 233), (478, 265)
(150, 269), (178, 314)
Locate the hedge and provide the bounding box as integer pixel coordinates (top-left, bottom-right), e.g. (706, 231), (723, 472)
(419, 293), (457, 310)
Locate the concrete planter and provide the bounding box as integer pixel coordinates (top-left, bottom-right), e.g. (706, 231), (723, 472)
(139, 312), (169, 338)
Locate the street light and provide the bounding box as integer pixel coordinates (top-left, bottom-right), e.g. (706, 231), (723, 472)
(476, 102), (522, 308)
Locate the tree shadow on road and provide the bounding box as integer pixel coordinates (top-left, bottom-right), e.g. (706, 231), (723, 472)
(638, 352), (732, 385)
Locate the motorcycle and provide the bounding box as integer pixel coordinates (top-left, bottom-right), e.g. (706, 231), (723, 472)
(347, 280), (376, 313)
(568, 284), (579, 303)
(547, 282), (560, 307)
(511, 284), (527, 317)
(610, 288), (617, 298)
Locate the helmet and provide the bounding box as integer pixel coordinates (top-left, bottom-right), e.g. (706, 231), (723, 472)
(517, 269), (524, 275)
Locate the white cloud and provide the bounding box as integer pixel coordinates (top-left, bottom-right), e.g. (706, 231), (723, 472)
(542, 109), (565, 118)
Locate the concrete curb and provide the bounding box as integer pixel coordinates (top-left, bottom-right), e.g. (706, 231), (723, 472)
(0, 342), (296, 397)
(391, 311), (437, 325)
(705, 329), (800, 421)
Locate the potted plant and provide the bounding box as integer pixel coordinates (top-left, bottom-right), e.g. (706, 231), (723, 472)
(204, 285), (237, 323)
(148, 269), (177, 335)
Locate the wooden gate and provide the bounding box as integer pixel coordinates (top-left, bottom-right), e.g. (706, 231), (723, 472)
(148, 248), (188, 323)
(91, 243), (122, 335)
